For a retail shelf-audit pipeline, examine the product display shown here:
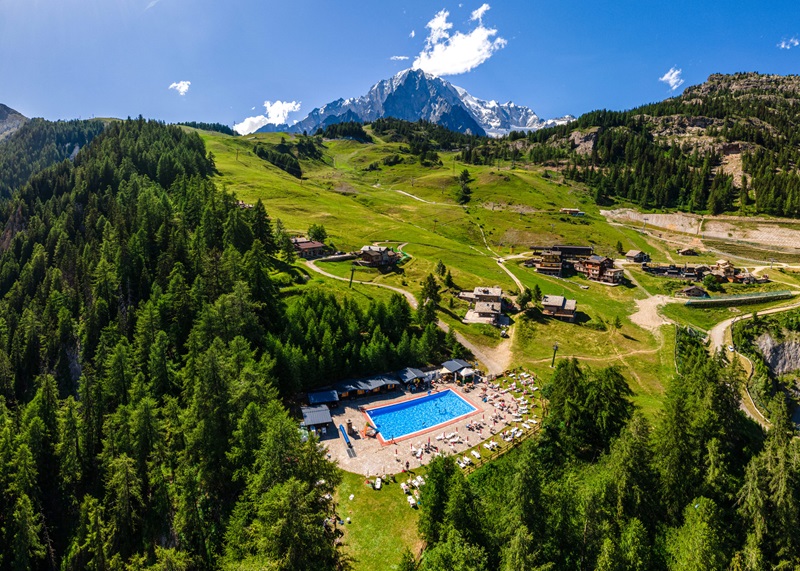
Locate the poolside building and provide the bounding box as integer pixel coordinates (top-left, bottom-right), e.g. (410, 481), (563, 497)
(300, 405), (334, 436)
(335, 374), (400, 399)
(307, 389), (340, 406)
(441, 359), (476, 382)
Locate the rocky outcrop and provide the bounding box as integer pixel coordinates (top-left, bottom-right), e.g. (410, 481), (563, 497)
(0, 103), (27, 142)
(568, 129), (598, 155)
(756, 332), (800, 376)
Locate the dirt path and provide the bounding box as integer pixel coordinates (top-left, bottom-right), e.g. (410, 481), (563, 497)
(305, 259), (419, 308)
(629, 295), (674, 332)
(496, 260), (524, 292)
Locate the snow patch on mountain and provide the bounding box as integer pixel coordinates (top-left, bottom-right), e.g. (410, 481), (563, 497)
(259, 69), (572, 137)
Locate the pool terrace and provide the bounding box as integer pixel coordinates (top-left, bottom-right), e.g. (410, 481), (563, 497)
(324, 371), (546, 476)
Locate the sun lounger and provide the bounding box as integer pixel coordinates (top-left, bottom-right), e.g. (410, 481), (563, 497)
(407, 495), (417, 507)
(417, 476), (425, 485)
(471, 450), (481, 459)
(374, 478), (382, 490)
(522, 423), (531, 429)
(401, 483), (409, 494)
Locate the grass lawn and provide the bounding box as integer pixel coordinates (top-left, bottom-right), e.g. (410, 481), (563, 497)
(335, 471), (421, 571)
(661, 297), (799, 331)
(705, 240), (800, 264)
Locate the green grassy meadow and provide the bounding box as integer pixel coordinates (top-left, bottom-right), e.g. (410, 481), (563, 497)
(193, 127), (800, 570)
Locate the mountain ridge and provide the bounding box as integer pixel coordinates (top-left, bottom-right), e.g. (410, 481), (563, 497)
(257, 69), (573, 137)
(0, 103), (27, 142)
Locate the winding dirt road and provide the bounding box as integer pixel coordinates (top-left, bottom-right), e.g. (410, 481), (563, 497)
(304, 258), (513, 375)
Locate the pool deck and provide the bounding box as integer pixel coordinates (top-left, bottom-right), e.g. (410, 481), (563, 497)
(323, 381), (522, 476)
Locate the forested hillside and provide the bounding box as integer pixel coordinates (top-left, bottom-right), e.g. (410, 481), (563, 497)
(408, 332), (800, 571)
(0, 117), (105, 196)
(449, 73), (800, 217)
(0, 118), (448, 570)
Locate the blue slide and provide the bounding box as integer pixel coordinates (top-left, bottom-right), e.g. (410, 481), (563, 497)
(339, 424), (352, 447)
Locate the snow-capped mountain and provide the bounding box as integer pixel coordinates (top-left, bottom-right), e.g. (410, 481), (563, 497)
(258, 69), (573, 137)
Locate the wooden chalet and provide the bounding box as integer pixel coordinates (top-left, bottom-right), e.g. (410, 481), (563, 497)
(541, 295), (577, 322)
(625, 250), (648, 263)
(358, 245), (401, 267)
(677, 285), (709, 298)
(292, 237), (327, 259)
(535, 250), (564, 276)
(575, 255), (623, 284)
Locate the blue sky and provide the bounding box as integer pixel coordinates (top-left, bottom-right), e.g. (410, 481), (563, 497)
(1, 0), (798, 132)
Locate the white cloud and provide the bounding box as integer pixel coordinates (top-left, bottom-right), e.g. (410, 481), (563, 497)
(658, 67), (684, 91)
(234, 100), (301, 135)
(412, 6), (506, 76)
(145, 0), (161, 9)
(409, 30), (416, 38)
(778, 37), (799, 49)
(391, 55), (410, 61)
(168, 80), (191, 96)
(471, 3), (490, 22)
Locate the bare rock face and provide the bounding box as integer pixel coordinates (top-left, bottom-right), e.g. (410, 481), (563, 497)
(756, 332), (800, 376)
(0, 103), (27, 142)
(568, 129), (597, 155)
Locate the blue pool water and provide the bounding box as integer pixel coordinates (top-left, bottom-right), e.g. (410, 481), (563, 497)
(366, 390), (477, 441)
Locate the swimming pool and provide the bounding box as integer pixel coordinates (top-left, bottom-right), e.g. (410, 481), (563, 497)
(365, 389), (478, 441)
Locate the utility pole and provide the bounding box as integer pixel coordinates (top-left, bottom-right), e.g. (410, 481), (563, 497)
(551, 342), (559, 368)
(349, 265), (355, 288)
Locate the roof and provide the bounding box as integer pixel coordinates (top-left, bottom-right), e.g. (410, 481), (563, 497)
(587, 255), (609, 263)
(473, 286), (502, 297)
(361, 245), (389, 253)
(474, 301), (502, 314)
(542, 295), (577, 312)
(541, 249), (562, 257)
(308, 389), (339, 405)
(301, 405), (332, 427)
(335, 373), (399, 393)
(625, 250), (643, 257)
(442, 359), (471, 373)
(542, 295), (565, 307)
(399, 367), (425, 384)
(680, 286), (708, 295)
(294, 239), (326, 250)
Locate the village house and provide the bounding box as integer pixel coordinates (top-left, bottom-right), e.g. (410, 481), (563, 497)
(575, 255), (624, 284)
(677, 247), (698, 256)
(358, 245), (401, 268)
(291, 237), (327, 259)
(541, 295), (578, 322)
(625, 250), (649, 263)
(711, 259), (736, 282)
(460, 286), (506, 326)
(551, 244), (594, 259)
(534, 250), (564, 276)
(677, 285), (709, 298)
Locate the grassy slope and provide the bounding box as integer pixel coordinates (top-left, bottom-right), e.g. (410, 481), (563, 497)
(198, 128), (800, 570)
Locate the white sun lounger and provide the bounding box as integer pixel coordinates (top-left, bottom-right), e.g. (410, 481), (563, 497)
(374, 478), (382, 490)
(407, 495), (417, 507)
(471, 450), (481, 459)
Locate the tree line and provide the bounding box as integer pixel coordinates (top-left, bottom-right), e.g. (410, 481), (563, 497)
(0, 117), (450, 570)
(405, 330), (799, 570)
